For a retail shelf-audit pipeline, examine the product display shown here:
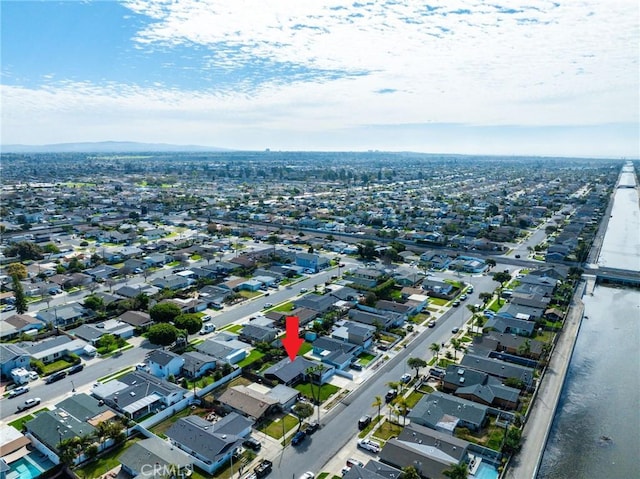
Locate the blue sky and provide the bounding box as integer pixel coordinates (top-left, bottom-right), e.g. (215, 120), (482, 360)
(1, 0), (638, 157)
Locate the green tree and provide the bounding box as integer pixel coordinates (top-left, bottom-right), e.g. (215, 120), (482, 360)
(407, 357), (427, 379)
(429, 342), (441, 361)
(7, 262), (28, 280)
(5, 241), (43, 261)
(451, 338), (463, 360)
(149, 302), (182, 323)
(12, 276), (28, 314)
(395, 395), (410, 426)
(443, 462), (469, 479)
(401, 465), (421, 479)
(372, 395), (383, 421)
(133, 292), (150, 311)
(503, 426), (523, 455)
(147, 323), (180, 346)
(357, 240), (377, 260)
(485, 258), (497, 269)
(174, 313), (203, 335)
(479, 292), (493, 307)
(292, 402), (314, 431)
(83, 294), (105, 312)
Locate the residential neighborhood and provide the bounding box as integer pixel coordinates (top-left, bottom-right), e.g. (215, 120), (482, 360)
(0, 152), (618, 479)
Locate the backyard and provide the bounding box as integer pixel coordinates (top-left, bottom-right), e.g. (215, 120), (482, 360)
(150, 405), (209, 438)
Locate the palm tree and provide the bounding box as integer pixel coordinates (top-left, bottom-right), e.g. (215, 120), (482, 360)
(372, 395), (383, 421)
(451, 338), (463, 361)
(473, 315), (484, 336)
(395, 396), (410, 426)
(443, 462), (469, 479)
(429, 342), (441, 361)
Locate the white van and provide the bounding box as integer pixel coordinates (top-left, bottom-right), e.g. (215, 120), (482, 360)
(200, 323), (216, 335)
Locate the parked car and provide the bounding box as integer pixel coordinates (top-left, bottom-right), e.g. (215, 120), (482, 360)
(45, 371), (67, 384)
(346, 458), (365, 468)
(17, 397), (41, 412)
(460, 294), (467, 300)
(263, 302), (273, 308)
(428, 320), (436, 328)
(201, 315), (212, 322)
(401, 373), (412, 383)
(452, 300), (461, 307)
(299, 473), (314, 479)
(67, 363), (84, 375)
(291, 430), (306, 446)
(8, 386), (29, 398)
(451, 327), (460, 334)
(467, 286), (474, 293)
(358, 415), (372, 430)
(357, 438), (381, 453)
(254, 459), (272, 478)
(305, 421), (319, 434)
(385, 389), (398, 402)
(242, 437), (262, 451)
(200, 323), (216, 335)
(300, 288), (308, 293)
(341, 466), (351, 476)
(350, 362), (363, 371)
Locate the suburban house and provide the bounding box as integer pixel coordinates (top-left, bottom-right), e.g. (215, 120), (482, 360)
(195, 334), (249, 365)
(147, 350), (185, 380)
(25, 394), (118, 465)
(312, 336), (361, 370)
(349, 268), (384, 288)
(348, 307), (404, 330)
(460, 354), (535, 390)
(484, 314), (536, 337)
(217, 385), (280, 421)
(119, 436), (193, 478)
(343, 462), (402, 479)
(238, 324), (278, 345)
(294, 252), (330, 273)
(91, 370), (187, 420)
(408, 392), (489, 434)
(331, 320), (376, 348)
(0, 344), (31, 378)
(0, 314), (45, 340)
(442, 365), (520, 410)
(68, 319), (135, 345)
(114, 284), (159, 299)
(499, 304), (545, 322)
(181, 351), (219, 378)
(116, 310), (153, 329)
(165, 413), (253, 475)
(36, 303), (89, 327)
(421, 279), (455, 298)
(379, 422), (471, 479)
(294, 294), (338, 314)
(263, 357), (335, 386)
(20, 336), (87, 364)
(468, 333), (545, 361)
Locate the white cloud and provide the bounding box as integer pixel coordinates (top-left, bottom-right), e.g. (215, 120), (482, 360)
(2, 0), (638, 155)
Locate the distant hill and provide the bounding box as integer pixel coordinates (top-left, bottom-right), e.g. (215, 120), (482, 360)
(1, 141), (231, 153)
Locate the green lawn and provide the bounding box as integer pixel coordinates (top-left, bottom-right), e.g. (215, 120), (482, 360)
(274, 301), (295, 312)
(150, 406), (209, 438)
(75, 438), (140, 478)
(295, 382), (340, 403)
(257, 413), (298, 439)
(299, 342), (313, 355)
(405, 390), (425, 409)
(8, 407), (49, 431)
(357, 351), (376, 365)
(42, 358), (74, 375)
(237, 349), (265, 368)
(373, 420), (403, 441)
(222, 324), (243, 334)
(429, 297), (449, 306)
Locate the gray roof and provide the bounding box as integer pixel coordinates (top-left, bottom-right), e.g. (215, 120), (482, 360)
(408, 391), (488, 430)
(119, 436), (193, 476)
(460, 354), (534, 383)
(20, 336), (86, 358)
(196, 338), (241, 360)
(182, 351), (217, 372)
(263, 357), (321, 384)
(379, 422), (469, 477)
(486, 315), (536, 335)
(166, 413), (251, 462)
(0, 343), (29, 363)
(239, 324), (277, 342)
(55, 393), (111, 422)
(26, 410), (96, 453)
(147, 349), (183, 367)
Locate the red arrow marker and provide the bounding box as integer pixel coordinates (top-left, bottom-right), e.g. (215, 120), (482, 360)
(282, 316), (304, 362)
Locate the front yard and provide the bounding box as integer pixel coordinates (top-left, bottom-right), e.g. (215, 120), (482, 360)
(295, 381), (340, 403)
(257, 413), (298, 439)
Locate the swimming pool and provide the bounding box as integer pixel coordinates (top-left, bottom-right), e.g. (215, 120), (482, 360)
(472, 461), (499, 479)
(7, 454), (54, 479)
